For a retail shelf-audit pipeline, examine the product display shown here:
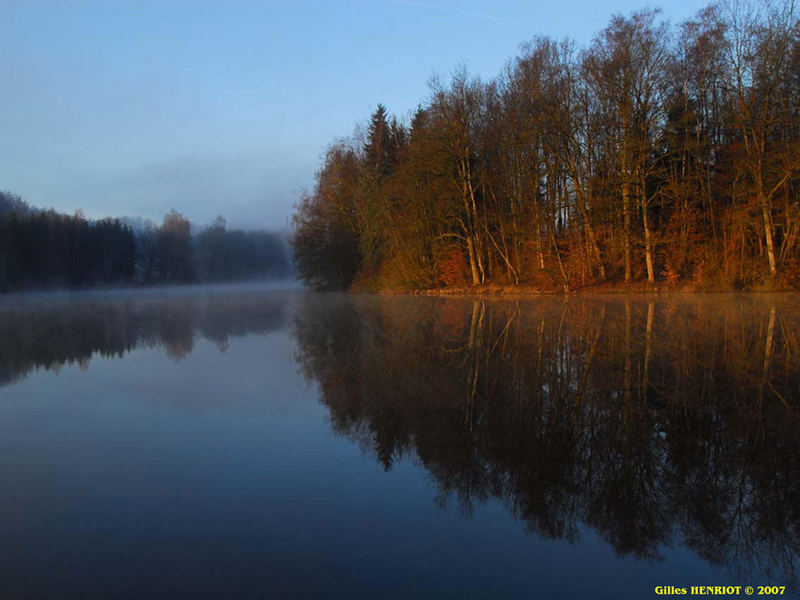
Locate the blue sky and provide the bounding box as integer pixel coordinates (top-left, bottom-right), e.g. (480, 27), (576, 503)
(0, 0), (710, 231)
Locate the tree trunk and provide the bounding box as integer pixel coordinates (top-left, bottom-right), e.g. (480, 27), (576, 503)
(621, 126), (632, 283)
(467, 237), (481, 286)
(641, 170), (655, 283)
(761, 196), (778, 277)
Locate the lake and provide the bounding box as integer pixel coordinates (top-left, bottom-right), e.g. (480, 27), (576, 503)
(1, 287), (798, 599)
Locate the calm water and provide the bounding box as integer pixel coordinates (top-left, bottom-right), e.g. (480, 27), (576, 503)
(0, 288), (798, 599)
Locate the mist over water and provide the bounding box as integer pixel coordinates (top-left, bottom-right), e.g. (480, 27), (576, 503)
(0, 288), (798, 598)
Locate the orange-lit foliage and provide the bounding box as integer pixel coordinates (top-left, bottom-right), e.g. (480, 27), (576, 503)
(291, 0), (800, 292)
(660, 207), (703, 285)
(437, 246), (468, 287)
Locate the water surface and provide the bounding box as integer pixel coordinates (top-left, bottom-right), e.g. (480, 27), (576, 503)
(1, 289), (798, 598)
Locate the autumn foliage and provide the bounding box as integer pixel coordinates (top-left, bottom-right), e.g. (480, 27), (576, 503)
(293, 0), (800, 292)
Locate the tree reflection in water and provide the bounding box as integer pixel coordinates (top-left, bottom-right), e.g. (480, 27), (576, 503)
(1, 291), (797, 585)
(293, 294), (800, 584)
(0, 291), (290, 388)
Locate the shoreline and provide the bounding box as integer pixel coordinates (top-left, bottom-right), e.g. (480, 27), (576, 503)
(372, 282), (800, 297)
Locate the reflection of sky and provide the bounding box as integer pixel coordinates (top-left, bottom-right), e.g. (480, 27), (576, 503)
(0, 307), (726, 598)
(0, 0), (710, 231)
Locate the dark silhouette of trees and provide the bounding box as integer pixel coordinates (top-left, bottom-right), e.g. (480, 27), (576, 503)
(0, 191), (30, 217)
(196, 215), (289, 282)
(0, 196), (290, 292)
(292, 0), (800, 291)
(0, 200), (136, 291)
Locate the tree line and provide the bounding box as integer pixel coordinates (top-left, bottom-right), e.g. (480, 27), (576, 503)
(293, 0), (800, 291)
(0, 191), (290, 292)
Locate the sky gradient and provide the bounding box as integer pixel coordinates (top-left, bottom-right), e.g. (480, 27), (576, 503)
(1, 0), (711, 231)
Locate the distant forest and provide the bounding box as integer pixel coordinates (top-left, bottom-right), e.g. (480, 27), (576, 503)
(293, 0), (800, 291)
(0, 191), (290, 292)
